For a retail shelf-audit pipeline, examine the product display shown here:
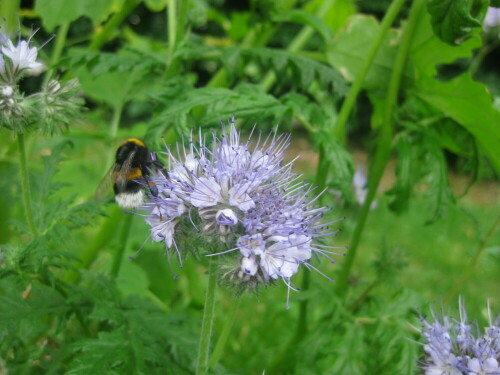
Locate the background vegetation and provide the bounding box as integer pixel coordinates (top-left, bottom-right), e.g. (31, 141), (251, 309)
(0, 0), (498, 374)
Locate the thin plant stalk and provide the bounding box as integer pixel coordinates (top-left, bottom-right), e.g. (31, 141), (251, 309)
(445, 214), (500, 304)
(17, 133), (37, 237)
(196, 259), (218, 375)
(315, 0), (407, 188)
(88, 0), (140, 51)
(332, 0), (407, 144)
(335, 0), (424, 298)
(261, 0), (337, 345)
(208, 297), (240, 370)
(109, 102), (123, 140)
(42, 22), (70, 87)
(110, 213), (134, 278)
(165, 0), (187, 79)
(167, 0), (177, 68)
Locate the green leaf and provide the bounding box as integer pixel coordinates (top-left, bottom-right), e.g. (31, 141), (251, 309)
(243, 47), (347, 94)
(35, 0), (80, 31)
(145, 83), (291, 145)
(409, 6), (482, 77)
(425, 0), (484, 45)
(414, 73), (500, 174)
(272, 9), (332, 41)
(202, 84), (286, 125)
(68, 297), (197, 375)
(314, 133), (355, 203)
(64, 49), (164, 107)
(143, 0), (167, 12)
(421, 128), (456, 223)
(145, 85), (238, 142)
(326, 15), (399, 91)
(387, 135), (413, 213)
(306, 0), (356, 32)
(35, 0), (119, 30)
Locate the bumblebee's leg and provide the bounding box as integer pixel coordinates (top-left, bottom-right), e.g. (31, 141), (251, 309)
(142, 173), (163, 220)
(151, 158), (169, 179)
(142, 174), (159, 196)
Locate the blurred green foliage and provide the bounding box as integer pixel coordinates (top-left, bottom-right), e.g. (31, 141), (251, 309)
(0, 0), (499, 374)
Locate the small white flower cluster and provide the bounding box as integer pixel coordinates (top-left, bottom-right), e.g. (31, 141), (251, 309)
(140, 120), (344, 304)
(419, 299), (500, 375)
(0, 28), (45, 83)
(0, 24), (81, 135)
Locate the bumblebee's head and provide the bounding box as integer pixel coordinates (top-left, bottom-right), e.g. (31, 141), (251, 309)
(115, 138), (149, 166)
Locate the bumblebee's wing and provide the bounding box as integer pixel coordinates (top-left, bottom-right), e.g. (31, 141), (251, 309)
(115, 149), (137, 192)
(95, 165), (115, 202)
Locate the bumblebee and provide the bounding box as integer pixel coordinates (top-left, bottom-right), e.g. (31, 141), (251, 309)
(102, 138), (167, 208)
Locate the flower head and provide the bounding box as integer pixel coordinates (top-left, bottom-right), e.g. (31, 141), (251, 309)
(1, 37), (44, 75)
(418, 298), (500, 375)
(137, 119), (345, 306)
(484, 7), (500, 35)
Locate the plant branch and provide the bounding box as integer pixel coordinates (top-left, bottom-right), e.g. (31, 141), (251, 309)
(88, 0), (140, 50)
(43, 22), (70, 87)
(335, 0), (424, 299)
(17, 133), (38, 237)
(208, 297), (240, 370)
(445, 213), (500, 303)
(110, 213), (133, 278)
(196, 260), (218, 375)
(315, 0), (408, 188)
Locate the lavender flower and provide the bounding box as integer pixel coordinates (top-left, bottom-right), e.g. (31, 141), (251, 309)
(484, 7), (500, 35)
(418, 298), (500, 375)
(138, 119), (345, 306)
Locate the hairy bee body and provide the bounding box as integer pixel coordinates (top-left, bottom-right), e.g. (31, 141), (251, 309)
(111, 138), (164, 208)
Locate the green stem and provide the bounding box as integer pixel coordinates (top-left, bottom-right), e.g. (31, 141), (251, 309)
(167, 0), (177, 68)
(347, 279), (379, 312)
(315, 0), (408, 188)
(208, 297), (240, 370)
(296, 268), (310, 339)
(88, 0), (140, 51)
(110, 103), (123, 140)
(335, 0), (423, 298)
(196, 260), (218, 375)
(43, 22), (70, 87)
(444, 214), (500, 304)
(110, 213), (133, 278)
(267, 270), (311, 374)
(165, 0), (187, 79)
(333, 0), (407, 144)
(17, 133), (37, 237)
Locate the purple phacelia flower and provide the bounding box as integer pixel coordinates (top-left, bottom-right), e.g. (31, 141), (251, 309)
(138, 119), (345, 307)
(418, 298), (500, 375)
